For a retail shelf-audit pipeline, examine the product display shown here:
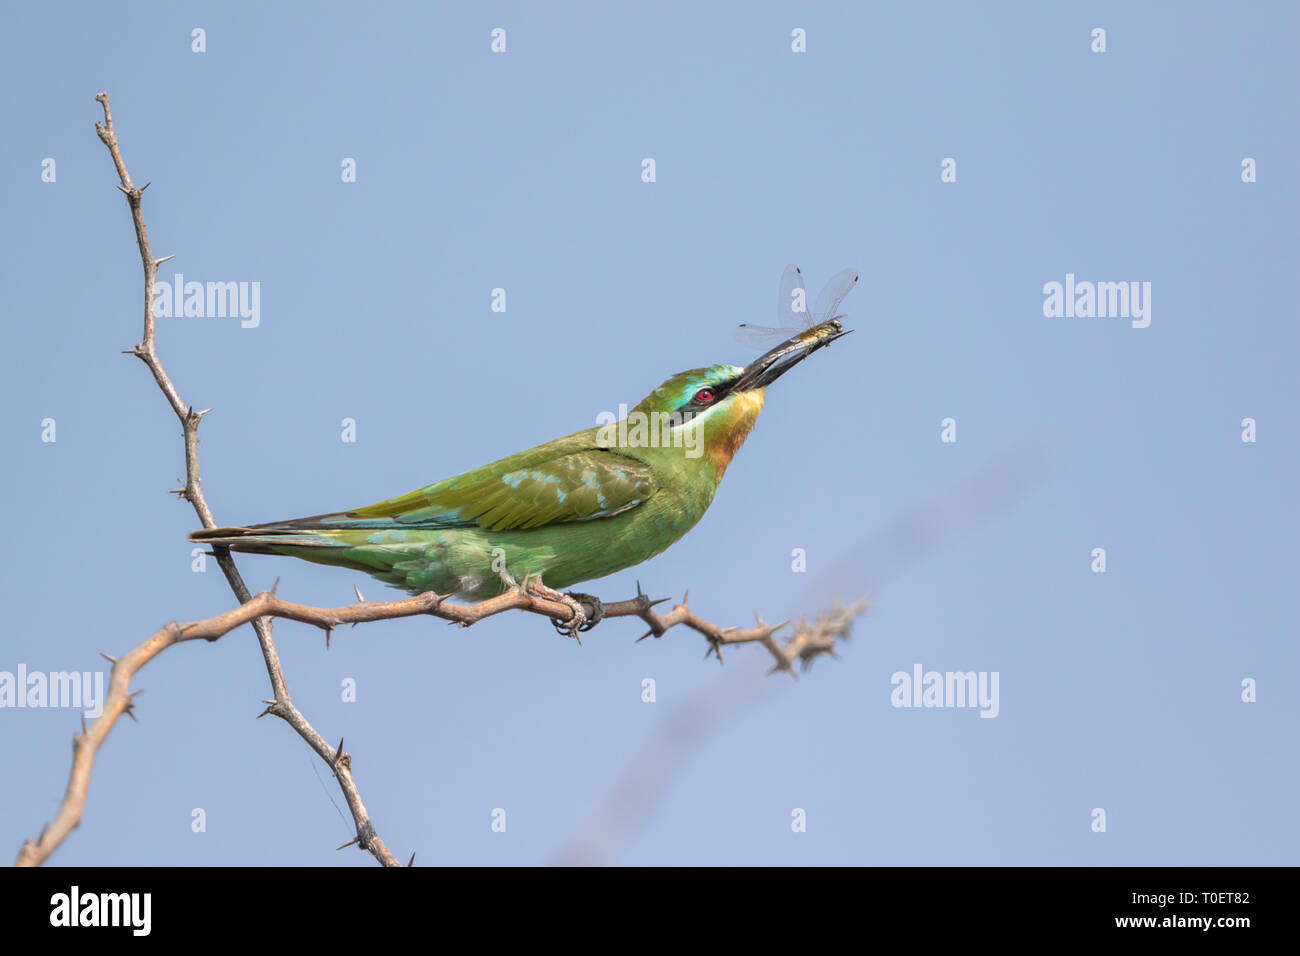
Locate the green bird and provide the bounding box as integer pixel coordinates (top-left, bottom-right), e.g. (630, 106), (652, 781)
(191, 286), (853, 631)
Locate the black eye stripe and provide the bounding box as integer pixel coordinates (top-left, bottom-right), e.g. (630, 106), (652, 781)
(676, 377), (740, 413)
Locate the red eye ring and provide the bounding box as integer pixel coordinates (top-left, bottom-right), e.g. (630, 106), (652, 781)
(695, 388), (715, 404)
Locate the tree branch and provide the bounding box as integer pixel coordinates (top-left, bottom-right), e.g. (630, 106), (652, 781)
(34, 92), (400, 866)
(14, 580), (862, 866)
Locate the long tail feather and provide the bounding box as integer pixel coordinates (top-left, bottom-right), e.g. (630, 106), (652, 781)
(189, 525), (344, 554)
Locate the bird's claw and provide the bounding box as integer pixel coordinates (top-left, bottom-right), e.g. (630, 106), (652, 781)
(570, 592), (603, 630)
(549, 591), (603, 640)
(550, 594), (587, 639)
(525, 576), (602, 641)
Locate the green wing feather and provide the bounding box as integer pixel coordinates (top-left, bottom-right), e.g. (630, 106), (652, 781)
(264, 446), (658, 534)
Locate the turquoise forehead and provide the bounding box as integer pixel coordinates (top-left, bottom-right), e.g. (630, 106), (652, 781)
(634, 364), (743, 412)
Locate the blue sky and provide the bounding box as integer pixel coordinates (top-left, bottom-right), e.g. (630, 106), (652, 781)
(1, 1), (1296, 865)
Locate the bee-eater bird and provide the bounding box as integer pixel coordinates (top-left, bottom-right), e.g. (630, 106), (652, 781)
(191, 292), (853, 630)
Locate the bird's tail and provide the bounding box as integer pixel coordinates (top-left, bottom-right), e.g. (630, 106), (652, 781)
(188, 520), (348, 555)
(190, 515), (426, 589)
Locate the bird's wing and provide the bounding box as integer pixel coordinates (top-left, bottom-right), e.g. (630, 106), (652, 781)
(262, 448), (657, 534)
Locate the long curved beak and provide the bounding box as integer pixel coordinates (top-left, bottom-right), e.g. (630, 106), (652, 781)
(732, 322), (854, 392)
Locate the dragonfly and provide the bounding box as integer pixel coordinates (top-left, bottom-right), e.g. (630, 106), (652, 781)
(734, 265), (860, 363)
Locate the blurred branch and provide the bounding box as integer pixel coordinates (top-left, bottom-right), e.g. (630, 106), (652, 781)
(558, 440), (1051, 866)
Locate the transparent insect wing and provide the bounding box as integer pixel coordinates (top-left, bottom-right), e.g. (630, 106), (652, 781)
(733, 323), (787, 347)
(777, 264), (810, 327)
(813, 267), (859, 322)
(733, 264), (806, 346)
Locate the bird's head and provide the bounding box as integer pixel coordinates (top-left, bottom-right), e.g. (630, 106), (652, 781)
(611, 325), (851, 479)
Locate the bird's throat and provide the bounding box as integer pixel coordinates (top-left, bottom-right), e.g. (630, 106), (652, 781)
(708, 388), (766, 480)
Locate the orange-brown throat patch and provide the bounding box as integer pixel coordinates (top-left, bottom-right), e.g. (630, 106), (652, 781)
(708, 389), (766, 480)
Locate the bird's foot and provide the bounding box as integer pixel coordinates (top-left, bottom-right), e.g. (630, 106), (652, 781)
(527, 578), (602, 641)
(563, 592), (604, 632)
(549, 594), (588, 641)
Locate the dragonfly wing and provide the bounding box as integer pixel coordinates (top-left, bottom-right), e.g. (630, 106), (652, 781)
(733, 323), (796, 347)
(777, 264), (810, 327)
(813, 267), (860, 321)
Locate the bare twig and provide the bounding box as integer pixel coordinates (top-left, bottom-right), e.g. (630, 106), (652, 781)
(610, 583), (862, 674)
(35, 91), (400, 866)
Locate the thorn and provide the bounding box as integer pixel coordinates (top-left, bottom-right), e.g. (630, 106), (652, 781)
(407, 851), (416, 867)
(777, 655), (799, 678)
(195, 407), (213, 418)
(324, 625), (333, 650)
(635, 629), (654, 642)
(682, 589), (689, 606)
(648, 596), (671, 609)
(140, 181), (151, 192)
(337, 837), (360, 851)
(100, 652), (117, 664)
(354, 584), (366, 603)
(155, 253), (175, 265)
(271, 577), (281, 595)
(331, 738), (345, 768)
(115, 184), (129, 195)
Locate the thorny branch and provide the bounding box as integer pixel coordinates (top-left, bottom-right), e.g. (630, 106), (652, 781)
(14, 92), (862, 868)
(18, 92), (401, 868)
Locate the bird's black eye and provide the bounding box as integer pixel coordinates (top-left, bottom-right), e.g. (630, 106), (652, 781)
(695, 388), (715, 404)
